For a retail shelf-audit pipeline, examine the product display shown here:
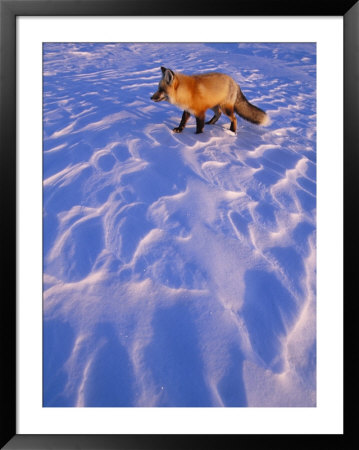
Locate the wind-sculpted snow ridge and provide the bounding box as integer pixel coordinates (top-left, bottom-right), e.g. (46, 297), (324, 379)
(43, 43), (316, 407)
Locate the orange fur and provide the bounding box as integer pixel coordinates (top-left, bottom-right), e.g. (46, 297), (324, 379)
(151, 67), (268, 134)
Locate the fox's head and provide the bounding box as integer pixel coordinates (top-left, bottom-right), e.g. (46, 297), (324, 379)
(151, 67), (176, 102)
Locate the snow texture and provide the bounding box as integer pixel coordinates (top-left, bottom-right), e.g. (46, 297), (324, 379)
(43, 43), (316, 407)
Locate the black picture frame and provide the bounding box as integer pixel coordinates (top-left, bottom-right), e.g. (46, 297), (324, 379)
(1, 0), (356, 448)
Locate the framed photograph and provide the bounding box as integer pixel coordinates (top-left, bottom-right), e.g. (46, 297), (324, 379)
(1, 0), (356, 448)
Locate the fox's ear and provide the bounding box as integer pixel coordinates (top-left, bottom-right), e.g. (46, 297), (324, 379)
(163, 68), (174, 85)
(161, 66), (167, 74)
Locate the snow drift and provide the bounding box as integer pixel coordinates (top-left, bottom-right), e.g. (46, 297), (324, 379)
(43, 43), (316, 407)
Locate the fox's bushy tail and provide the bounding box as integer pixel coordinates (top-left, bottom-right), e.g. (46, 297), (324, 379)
(235, 86), (269, 126)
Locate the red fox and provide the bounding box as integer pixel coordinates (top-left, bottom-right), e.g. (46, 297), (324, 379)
(151, 67), (269, 134)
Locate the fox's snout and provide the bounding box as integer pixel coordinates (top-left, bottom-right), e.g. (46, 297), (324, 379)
(151, 89), (167, 102)
(150, 92), (159, 101)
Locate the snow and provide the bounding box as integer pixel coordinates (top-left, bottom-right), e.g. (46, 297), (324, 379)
(43, 42), (316, 407)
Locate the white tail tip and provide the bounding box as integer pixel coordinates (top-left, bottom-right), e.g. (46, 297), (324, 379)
(261, 113), (271, 127)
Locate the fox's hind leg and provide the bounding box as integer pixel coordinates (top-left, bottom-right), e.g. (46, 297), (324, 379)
(205, 106), (221, 125)
(223, 105), (237, 133)
(173, 110), (191, 133)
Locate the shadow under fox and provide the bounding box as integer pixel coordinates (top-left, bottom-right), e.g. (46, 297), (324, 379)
(151, 66), (269, 134)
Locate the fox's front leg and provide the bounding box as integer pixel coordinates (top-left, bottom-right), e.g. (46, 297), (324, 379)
(195, 113), (205, 134)
(173, 110), (190, 133)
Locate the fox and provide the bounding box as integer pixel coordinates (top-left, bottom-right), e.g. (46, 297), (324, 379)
(151, 66), (269, 134)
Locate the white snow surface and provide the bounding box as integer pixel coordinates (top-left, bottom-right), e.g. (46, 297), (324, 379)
(43, 43), (316, 407)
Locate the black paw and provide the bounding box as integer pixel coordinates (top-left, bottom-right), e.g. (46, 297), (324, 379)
(173, 127), (183, 133)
